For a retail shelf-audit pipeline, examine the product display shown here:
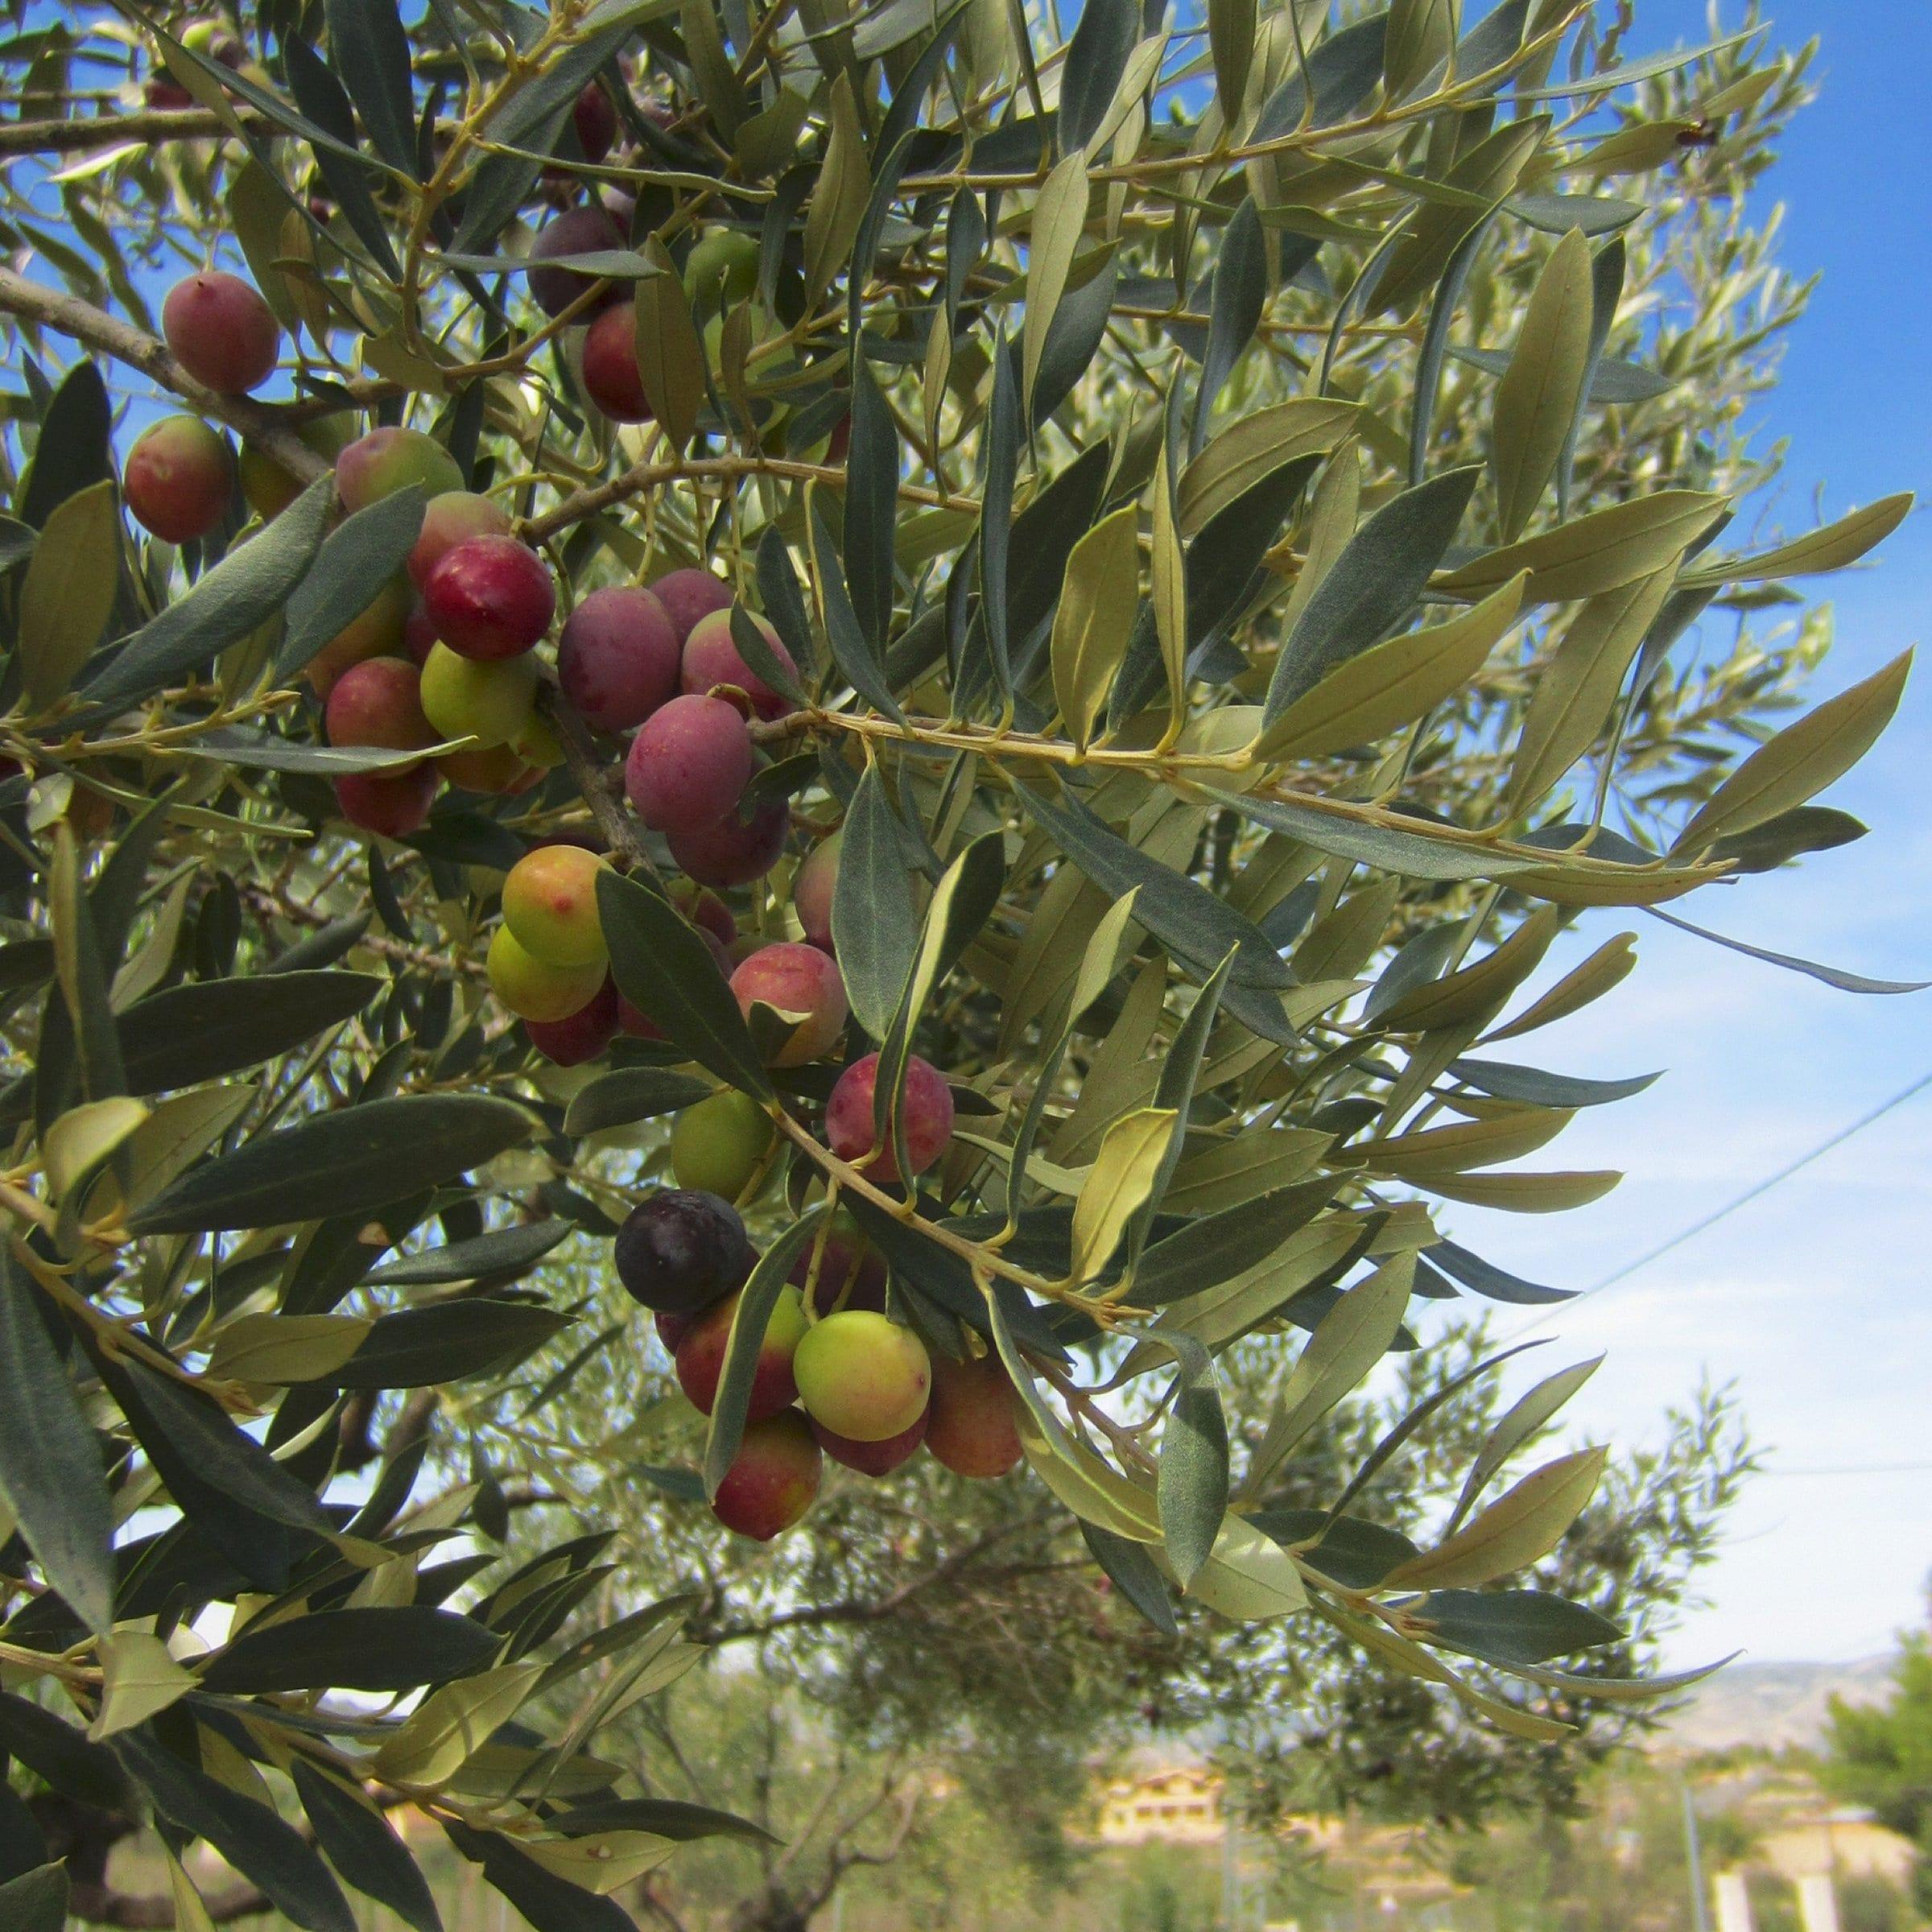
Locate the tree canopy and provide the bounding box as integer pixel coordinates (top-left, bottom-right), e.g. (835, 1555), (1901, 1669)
(0, 0), (1911, 1926)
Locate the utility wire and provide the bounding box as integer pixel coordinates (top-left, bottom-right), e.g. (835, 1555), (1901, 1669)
(1511, 1065), (1932, 1335)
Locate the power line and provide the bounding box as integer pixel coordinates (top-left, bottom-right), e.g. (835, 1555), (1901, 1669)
(1512, 1065), (1932, 1334)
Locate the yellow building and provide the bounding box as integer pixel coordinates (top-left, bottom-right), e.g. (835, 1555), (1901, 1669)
(1095, 1761), (1224, 1845)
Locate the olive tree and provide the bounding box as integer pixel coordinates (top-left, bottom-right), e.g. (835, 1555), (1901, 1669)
(0, 0), (1909, 1926)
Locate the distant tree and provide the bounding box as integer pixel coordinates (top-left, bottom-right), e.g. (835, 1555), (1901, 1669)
(1823, 1628), (1932, 1916)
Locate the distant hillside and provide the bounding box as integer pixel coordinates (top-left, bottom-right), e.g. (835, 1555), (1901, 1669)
(1663, 1655), (1898, 1754)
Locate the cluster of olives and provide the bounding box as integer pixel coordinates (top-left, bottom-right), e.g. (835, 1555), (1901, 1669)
(616, 1191), (1022, 1540)
(109, 242), (998, 1547)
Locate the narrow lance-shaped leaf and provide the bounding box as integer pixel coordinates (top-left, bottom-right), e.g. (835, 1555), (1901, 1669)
(1068, 1108), (1179, 1286)
(1672, 651), (1913, 856)
(18, 479), (118, 712)
(1449, 1356), (1604, 1534)
(970, 328), (1021, 705)
(1193, 197), (1267, 457)
(1681, 492), (1914, 587)
(80, 477), (335, 710)
(633, 237), (704, 450)
(832, 766), (921, 1042)
(876, 832), (1005, 1177)
(116, 1729), (357, 1932)
(1051, 505), (1141, 750)
(1492, 228), (1593, 540)
(277, 485), (427, 680)
(704, 1213), (826, 1496)
(1505, 566), (1680, 813)
(1022, 155), (1091, 422)
(1080, 1520), (1179, 1635)
(808, 493), (905, 722)
(0, 1250), (115, 1634)
(1242, 1253), (1417, 1496)
(1153, 1332), (1229, 1587)
(803, 72), (869, 303)
(1017, 781), (1291, 989)
(843, 354), (898, 649)
(1386, 1447), (1608, 1590)
(1557, 236), (1625, 518)
(1060, 0), (1139, 151)
(325, 0), (419, 175)
(129, 1094), (533, 1233)
(1151, 411), (1188, 721)
(290, 1760), (444, 1932)
(599, 872), (773, 1100)
(1254, 572), (1527, 761)
(1261, 467), (1480, 729)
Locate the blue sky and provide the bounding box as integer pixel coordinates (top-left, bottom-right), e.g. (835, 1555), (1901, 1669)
(1443, 0), (1932, 1668)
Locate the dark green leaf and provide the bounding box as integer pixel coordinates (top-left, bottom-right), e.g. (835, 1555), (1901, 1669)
(80, 478), (334, 711)
(832, 766), (922, 1040)
(598, 872), (772, 1098)
(202, 1608), (502, 1693)
(1155, 1334), (1228, 1587)
(1709, 805), (1868, 874)
(1032, 246), (1120, 429)
(1425, 1237), (1570, 1305)
(0, 1253), (114, 1634)
(756, 525), (816, 676)
(1408, 1588), (1624, 1665)
(1193, 198), (1266, 457)
(1258, 12), (1387, 138)
(973, 330), (1020, 700)
(1448, 1059), (1660, 1108)
(1262, 468), (1479, 726)
(117, 1728), (356, 1932)
(844, 356), (898, 648)
(1016, 782), (1289, 990)
(704, 1213), (825, 1496)
(277, 486), (427, 681)
(729, 605), (807, 708)
(564, 1067), (713, 1137)
(0, 1774), (46, 1885)
(0, 1693), (132, 1811)
(328, 1302), (574, 1388)
(1059, 0), (1138, 151)
(109, 1352), (332, 1534)
(1455, 0), (1529, 79)
(555, 1798), (778, 1843)
(1185, 452), (1319, 650)
(129, 1095), (533, 1233)
(443, 1819), (634, 1932)
(1557, 237), (1625, 516)
(22, 362), (112, 528)
(1198, 787), (1538, 882)
(282, 38), (404, 278)
(1410, 204), (1503, 487)
(1450, 344), (1677, 404)
(172, 726), (433, 776)
(809, 498), (903, 721)
(1134, 1180), (1335, 1306)
(326, 0), (419, 172)
(0, 1865), (66, 1932)
(1645, 905), (1928, 996)
(291, 1760), (443, 1932)
(1249, 1509), (1419, 1588)
(369, 1221), (571, 1286)
(1080, 1520), (1179, 1635)
(118, 972), (382, 1096)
